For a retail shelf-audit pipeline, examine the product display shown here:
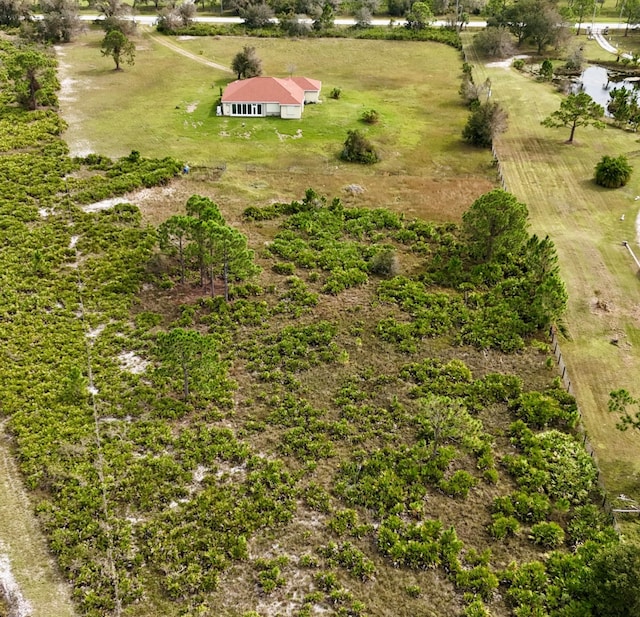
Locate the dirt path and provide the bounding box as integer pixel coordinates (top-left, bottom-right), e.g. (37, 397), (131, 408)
(144, 29), (233, 73)
(0, 424), (77, 617)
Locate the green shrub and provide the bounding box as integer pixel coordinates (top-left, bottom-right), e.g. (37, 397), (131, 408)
(361, 109), (380, 124)
(303, 483), (332, 513)
(488, 514), (520, 540)
(318, 541), (377, 581)
(340, 129), (378, 164)
(369, 249), (399, 276)
(462, 101), (508, 148)
(511, 391), (568, 428)
(529, 522), (565, 548)
(330, 87), (342, 99)
(439, 470), (477, 498)
(506, 428), (598, 504)
(322, 268), (368, 294)
(272, 262), (296, 275)
(494, 491), (551, 524)
(539, 59), (554, 81)
(594, 155), (632, 188)
(456, 565), (499, 600)
(464, 599), (491, 617)
(567, 504), (616, 546)
(513, 58), (525, 70)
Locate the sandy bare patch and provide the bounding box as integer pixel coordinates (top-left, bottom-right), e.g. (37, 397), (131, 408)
(69, 141), (94, 158)
(81, 197), (132, 213)
(0, 549), (32, 617)
(118, 351), (149, 375)
(344, 184), (365, 195)
(186, 102), (199, 113)
(275, 128), (303, 141)
(486, 54), (530, 69)
(86, 324), (106, 340)
(215, 462), (246, 482)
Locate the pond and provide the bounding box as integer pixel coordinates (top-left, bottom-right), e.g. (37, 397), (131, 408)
(574, 65), (640, 115)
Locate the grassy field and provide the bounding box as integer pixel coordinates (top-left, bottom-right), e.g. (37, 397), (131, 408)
(0, 26), (621, 616)
(464, 35), (640, 538)
(60, 27), (640, 522)
(57, 27), (495, 220)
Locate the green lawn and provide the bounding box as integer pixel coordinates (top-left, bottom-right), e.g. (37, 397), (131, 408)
(62, 28), (481, 172)
(58, 28), (497, 218)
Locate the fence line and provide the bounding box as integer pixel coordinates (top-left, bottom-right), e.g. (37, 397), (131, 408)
(463, 37), (625, 528)
(548, 327), (620, 530)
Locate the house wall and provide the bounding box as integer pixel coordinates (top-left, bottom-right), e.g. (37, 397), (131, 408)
(221, 102), (267, 117)
(280, 105), (302, 119)
(266, 103), (281, 117)
(221, 102), (303, 119)
(304, 91), (320, 104)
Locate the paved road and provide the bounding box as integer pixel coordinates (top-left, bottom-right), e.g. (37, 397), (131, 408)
(80, 14), (634, 30)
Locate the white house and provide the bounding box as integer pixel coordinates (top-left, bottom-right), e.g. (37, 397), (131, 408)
(221, 76), (322, 120)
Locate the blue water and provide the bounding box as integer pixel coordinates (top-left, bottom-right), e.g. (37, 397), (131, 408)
(574, 65), (640, 114)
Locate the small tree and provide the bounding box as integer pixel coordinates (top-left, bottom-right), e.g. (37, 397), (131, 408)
(541, 91), (605, 143)
(93, 0), (135, 33)
(609, 388), (640, 430)
(608, 86), (635, 126)
(312, 1), (334, 30)
(158, 214), (194, 284)
(0, 0), (31, 26)
(279, 12), (311, 36)
(594, 155), (633, 188)
(155, 328), (219, 400)
(240, 2), (273, 28)
(177, 0), (197, 26)
(565, 45), (584, 71)
(569, 0), (595, 35)
(217, 225), (260, 301)
(361, 109), (379, 124)
(231, 45), (263, 79)
(462, 189), (529, 263)
(462, 101), (508, 148)
(353, 6), (372, 27)
(472, 26), (516, 59)
(405, 0), (432, 29)
(5, 49), (57, 110)
(101, 29), (135, 70)
(340, 129), (378, 164)
(37, 0), (82, 43)
(539, 59), (553, 81)
(460, 76), (492, 108)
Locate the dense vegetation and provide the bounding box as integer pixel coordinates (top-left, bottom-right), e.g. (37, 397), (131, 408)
(156, 21), (463, 48)
(0, 34), (637, 617)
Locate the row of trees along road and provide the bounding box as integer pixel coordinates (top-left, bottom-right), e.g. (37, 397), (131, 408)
(157, 195), (259, 300)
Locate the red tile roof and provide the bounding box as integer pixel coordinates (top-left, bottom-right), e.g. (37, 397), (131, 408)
(287, 76), (322, 92)
(222, 76), (320, 105)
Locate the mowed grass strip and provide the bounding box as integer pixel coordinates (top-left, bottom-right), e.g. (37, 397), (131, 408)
(470, 53), (640, 534)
